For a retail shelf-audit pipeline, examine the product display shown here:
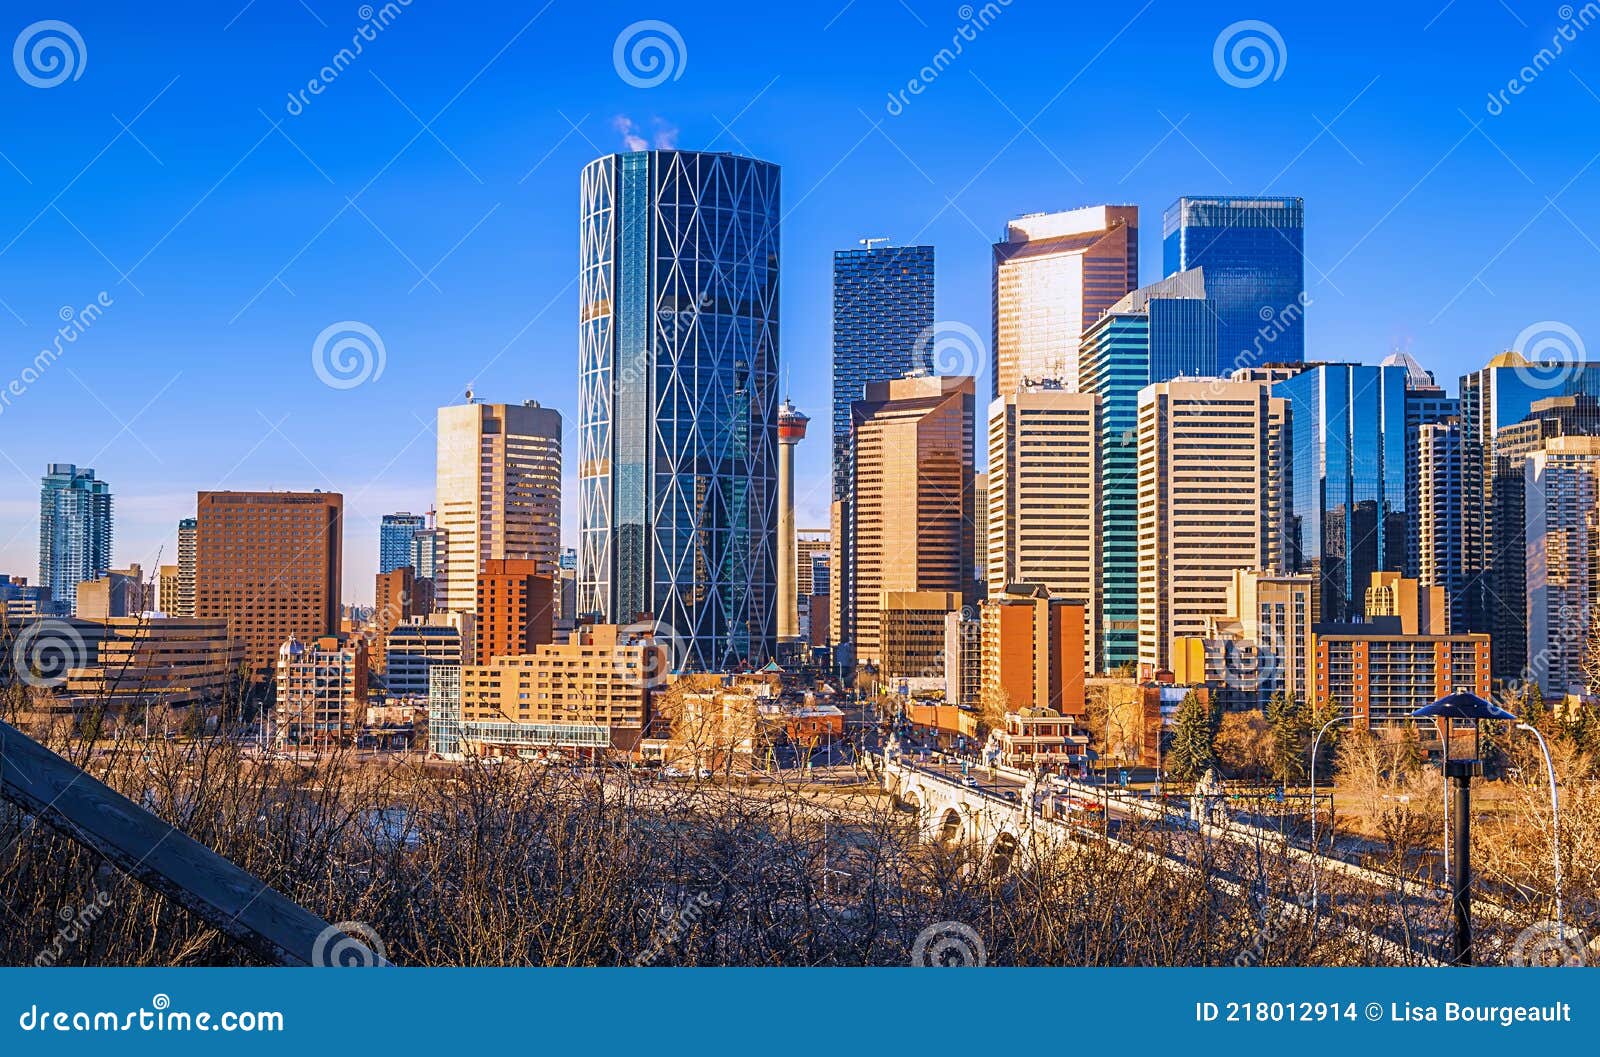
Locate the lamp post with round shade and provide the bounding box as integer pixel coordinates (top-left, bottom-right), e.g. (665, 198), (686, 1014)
(1410, 691), (1517, 966)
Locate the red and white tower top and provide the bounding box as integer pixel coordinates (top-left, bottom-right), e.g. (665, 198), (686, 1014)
(778, 397), (810, 443)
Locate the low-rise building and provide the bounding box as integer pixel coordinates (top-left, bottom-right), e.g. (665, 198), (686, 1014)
(880, 590), (963, 680)
(275, 634), (369, 747)
(454, 624), (668, 755)
(384, 616), (466, 698)
(1311, 619), (1491, 727)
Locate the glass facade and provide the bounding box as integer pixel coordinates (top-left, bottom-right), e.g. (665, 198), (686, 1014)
(1277, 364), (1408, 622)
(578, 150), (780, 670)
(1163, 196), (1304, 370)
(830, 245), (934, 501)
(38, 463), (112, 614)
(1078, 270), (1215, 671)
(378, 512), (427, 574)
(1458, 355), (1600, 633)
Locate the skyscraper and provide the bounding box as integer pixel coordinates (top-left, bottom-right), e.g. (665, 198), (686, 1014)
(1277, 363), (1409, 623)
(985, 383), (1099, 674)
(194, 490), (343, 676)
(1490, 394), (1600, 678)
(831, 243), (935, 500)
(1415, 419), (1464, 632)
(846, 375), (975, 667)
(378, 512), (428, 575)
(1523, 437), (1600, 694)
(1137, 378), (1286, 673)
(992, 205), (1138, 399)
(1458, 350), (1600, 633)
(175, 517), (197, 617)
(1163, 196), (1305, 370)
(38, 464), (112, 615)
(435, 399), (562, 617)
(1078, 268), (1216, 670)
(1386, 352), (1459, 580)
(578, 149), (780, 670)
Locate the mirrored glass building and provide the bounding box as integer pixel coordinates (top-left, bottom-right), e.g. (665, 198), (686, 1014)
(578, 150), (780, 670)
(1163, 196), (1304, 371)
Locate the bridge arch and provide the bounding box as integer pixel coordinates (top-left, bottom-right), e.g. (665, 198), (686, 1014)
(935, 807), (965, 846)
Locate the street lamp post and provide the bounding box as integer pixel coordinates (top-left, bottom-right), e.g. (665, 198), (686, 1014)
(1412, 691), (1518, 966)
(1307, 712), (1350, 911)
(1516, 722), (1563, 930)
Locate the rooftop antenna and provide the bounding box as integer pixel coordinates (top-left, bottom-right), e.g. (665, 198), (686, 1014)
(859, 237), (891, 250)
(465, 385), (476, 404)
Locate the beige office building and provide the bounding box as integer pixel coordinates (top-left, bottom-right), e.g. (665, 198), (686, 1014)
(458, 624), (668, 751)
(847, 375), (976, 667)
(1172, 568), (1314, 710)
(435, 398), (562, 616)
(991, 205), (1138, 399)
(986, 385), (1099, 673)
(1137, 377), (1286, 673)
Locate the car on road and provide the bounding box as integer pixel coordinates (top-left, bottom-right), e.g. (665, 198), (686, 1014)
(962, 776), (980, 788)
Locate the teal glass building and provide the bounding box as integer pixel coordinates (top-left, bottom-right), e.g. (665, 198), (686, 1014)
(37, 463), (112, 615)
(1079, 269), (1216, 671)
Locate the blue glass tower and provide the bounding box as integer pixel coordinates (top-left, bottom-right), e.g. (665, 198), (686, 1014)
(1276, 364), (1408, 623)
(1163, 197), (1305, 371)
(578, 150), (780, 669)
(1079, 269), (1215, 670)
(378, 512), (427, 574)
(831, 244), (934, 500)
(38, 463), (112, 615)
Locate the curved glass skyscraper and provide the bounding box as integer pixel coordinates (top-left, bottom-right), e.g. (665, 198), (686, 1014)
(578, 150), (780, 670)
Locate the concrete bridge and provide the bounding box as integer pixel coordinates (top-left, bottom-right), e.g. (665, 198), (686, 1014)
(881, 756), (1061, 873)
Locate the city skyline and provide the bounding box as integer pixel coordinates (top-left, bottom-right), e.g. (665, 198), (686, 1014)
(3, 4), (1599, 604)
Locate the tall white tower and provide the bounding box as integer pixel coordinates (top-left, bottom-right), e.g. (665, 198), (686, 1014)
(777, 398), (810, 642)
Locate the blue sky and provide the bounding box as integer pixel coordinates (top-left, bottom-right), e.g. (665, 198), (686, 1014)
(2, 0), (1598, 602)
